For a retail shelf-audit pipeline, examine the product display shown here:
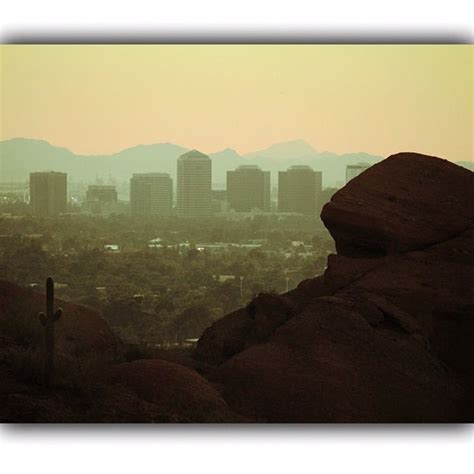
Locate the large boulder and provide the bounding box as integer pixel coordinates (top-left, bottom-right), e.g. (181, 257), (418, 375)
(321, 152), (474, 257)
(112, 359), (242, 422)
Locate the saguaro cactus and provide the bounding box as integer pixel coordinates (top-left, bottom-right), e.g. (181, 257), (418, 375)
(38, 277), (63, 387)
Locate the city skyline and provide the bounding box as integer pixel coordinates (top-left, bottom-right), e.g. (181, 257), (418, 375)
(1, 45), (472, 163)
(21, 157), (358, 222)
(23, 149), (335, 217)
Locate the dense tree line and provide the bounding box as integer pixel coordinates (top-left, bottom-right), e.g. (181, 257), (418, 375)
(0, 214), (334, 344)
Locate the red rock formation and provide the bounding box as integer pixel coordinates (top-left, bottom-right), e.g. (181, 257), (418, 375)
(321, 152), (474, 257)
(196, 153), (474, 422)
(216, 298), (469, 422)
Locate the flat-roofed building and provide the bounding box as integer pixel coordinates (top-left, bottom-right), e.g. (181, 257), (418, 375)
(227, 165), (270, 212)
(177, 150), (212, 217)
(29, 171), (67, 216)
(130, 173), (172, 216)
(278, 165), (322, 215)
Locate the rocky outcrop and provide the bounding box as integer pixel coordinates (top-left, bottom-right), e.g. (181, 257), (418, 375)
(321, 152), (474, 257)
(337, 225), (474, 379)
(195, 153), (474, 422)
(215, 298), (469, 422)
(195, 293), (296, 365)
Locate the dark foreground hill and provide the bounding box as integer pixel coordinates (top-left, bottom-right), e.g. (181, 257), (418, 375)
(0, 282), (240, 422)
(1, 152), (473, 422)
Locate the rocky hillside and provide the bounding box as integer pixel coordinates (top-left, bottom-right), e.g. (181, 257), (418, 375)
(0, 281), (240, 422)
(195, 152), (474, 422)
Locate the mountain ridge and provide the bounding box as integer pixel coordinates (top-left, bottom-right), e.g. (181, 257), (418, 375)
(7, 137), (466, 188)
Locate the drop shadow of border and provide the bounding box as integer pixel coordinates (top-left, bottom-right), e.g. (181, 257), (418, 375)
(3, 423), (473, 441)
(1, 28), (471, 44)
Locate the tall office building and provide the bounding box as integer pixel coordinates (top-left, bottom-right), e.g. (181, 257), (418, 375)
(278, 165), (322, 215)
(29, 171), (67, 216)
(346, 162), (371, 183)
(130, 173), (172, 216)
(227, 165), (270, 212)
(177, 150), (212, 217)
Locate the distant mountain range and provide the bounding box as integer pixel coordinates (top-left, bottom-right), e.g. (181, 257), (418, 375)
(1, 137), (471, 188)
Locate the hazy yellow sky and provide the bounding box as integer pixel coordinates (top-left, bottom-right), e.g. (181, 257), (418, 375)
(1, 45), (472, 161)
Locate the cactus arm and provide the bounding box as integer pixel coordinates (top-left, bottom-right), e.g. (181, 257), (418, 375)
(54, 308), (63, 321)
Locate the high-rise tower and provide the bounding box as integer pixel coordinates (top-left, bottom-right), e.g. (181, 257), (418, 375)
(177, 150), (212, 217)
(130, 173), (172, 216)
(29, 171), (67, 216)
(227, 165), (270, 212)
(278, 165), (322, 215)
